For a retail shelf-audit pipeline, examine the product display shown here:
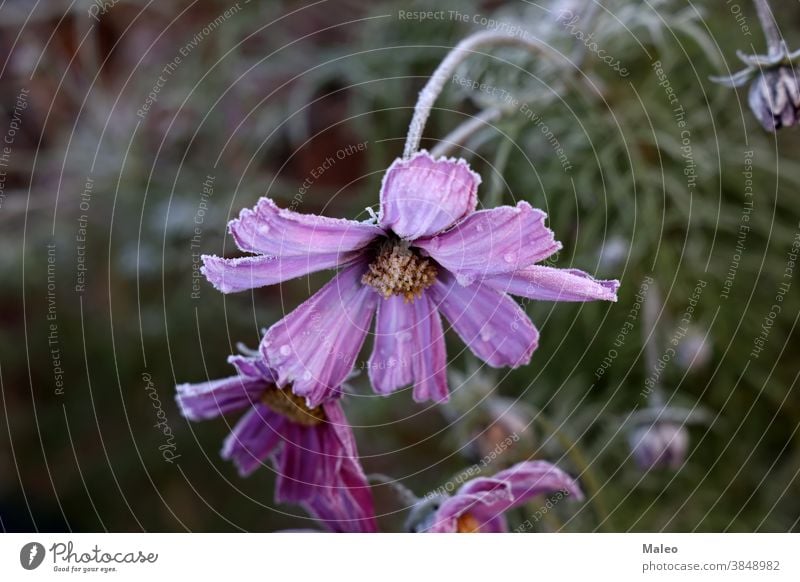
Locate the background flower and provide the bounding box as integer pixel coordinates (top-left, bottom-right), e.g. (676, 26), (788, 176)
(177, 355), (376, 532)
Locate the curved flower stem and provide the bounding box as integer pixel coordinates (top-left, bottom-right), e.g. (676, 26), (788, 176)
(429, 107), (504, 158)
(367, 473), (419, 506)
(402, 31), (561, 160)
(753, 0), (782, 57)
(642, 281), (666, 408)
(532, 411), (613, 531)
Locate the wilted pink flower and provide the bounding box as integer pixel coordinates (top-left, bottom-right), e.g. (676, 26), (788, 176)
(203, 151), (619, 406)
(176, 355), (376, 532)
(416, 461), (583, 533)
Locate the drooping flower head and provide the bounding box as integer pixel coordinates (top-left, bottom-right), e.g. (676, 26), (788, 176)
(406, 461), (583, 533)
(203, 151), (619, 407)
(712, 33), (800, 132)
(748, 66), (800, 132)
(176, 355), (376, 532)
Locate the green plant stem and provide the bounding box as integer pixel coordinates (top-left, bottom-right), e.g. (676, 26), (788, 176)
(533, 412), (613, 531)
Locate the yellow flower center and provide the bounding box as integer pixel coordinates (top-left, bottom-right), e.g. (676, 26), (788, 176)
(456, 513), (482, 533)
(261, 386), (326, 426)
(362, 240), (437, 302)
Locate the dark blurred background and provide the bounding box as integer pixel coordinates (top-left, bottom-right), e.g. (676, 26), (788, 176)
(1, 0), (800, 532)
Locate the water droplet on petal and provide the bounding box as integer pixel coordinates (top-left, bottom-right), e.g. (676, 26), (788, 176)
(279, 344), (291, 356)
(399, 331), (413, 343)
(503, 252), (516, 264)
(480, 327), (493, 342)
(302, 370), (313, 381)
(476, 223), (485, 232)
(455, 272), (475, 286)
(258, 224), (271, 235)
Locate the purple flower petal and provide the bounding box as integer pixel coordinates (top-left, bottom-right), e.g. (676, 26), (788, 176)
(276, 401), (377, 532)
(262, 262), (378, 407)
(427, 480), (512, 533)
(467, 461), (583, 525)
(483, 265), (619, 302)
(228, 354), (277, 382)
(221, 404), (285, 477)
(428, 461), (582, 533)
(368, 293), (449, 403)
(175, 374), (267, 421)
(202, 252), (357, 293)
(414, 202), (561, 283)
(276, 421), (324, 502)
(229, 196), (381, 256)
(379, 151), (480, 240)
(430, 271), (539, 368)
(320, 400), (377, 532)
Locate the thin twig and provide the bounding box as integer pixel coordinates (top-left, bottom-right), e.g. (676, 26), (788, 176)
(753, 0), (782, 57)
(403, 31), (562, 160)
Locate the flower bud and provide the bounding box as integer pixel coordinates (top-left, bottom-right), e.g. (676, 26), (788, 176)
(628, 421), (689, 471)
(749, 66), (800, 132)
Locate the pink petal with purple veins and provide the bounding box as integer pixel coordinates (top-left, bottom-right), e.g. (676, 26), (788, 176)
(368, 293), (449, 403)
(430, 272), (539, 368)
(229, 196), (382, 256)
(175, 374), (267, 421)
(276, 401), (377, 532)
(483, 265), (619, 302)
(221, 404), (285, 477)
(276, 421), (324, 502)
(467, 461), (584, 524)
(428, 461), (582, 532)
(201, 251), (360, 293)
(228, 354), (277, 383)
(427, 480), (512, 533)
(379, 150), (481, 240)
(415, 202), (561, 283)
(261, 262), (378, 407)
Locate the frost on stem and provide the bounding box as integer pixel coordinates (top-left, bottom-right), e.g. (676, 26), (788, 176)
(402, 31), (560, 160)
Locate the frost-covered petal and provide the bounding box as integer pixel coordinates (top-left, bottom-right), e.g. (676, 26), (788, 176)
(414, 202), (560, 281)
(202, 252), (356, 293)
(430, 272), (539, 368)
(228, 354), (277, 382)
(175, 374), (267, 421)
(262, 262), (377, 407)
(368, 293), (448, 403)
(229, 196), (382, 256)
(428, 461), (582, 533)
(276, 421), (326, 502)
(427, 479), (512, 533)
(318, 400), (377, 532)
(483, 265), (619, 302)
(467, 461), (584, 523)
(221, 404), (285, 477)
(379, 151), (480, 240)
(276, 401), (377, 532)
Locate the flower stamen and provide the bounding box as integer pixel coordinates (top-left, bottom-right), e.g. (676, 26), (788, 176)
(362, 240), (437, 302)
(262, 386), (326, 426)
(456, 513), (482, 533)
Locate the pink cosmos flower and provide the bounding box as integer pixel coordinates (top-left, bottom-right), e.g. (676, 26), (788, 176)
(176, 355), (376, 532)
(203, 151), (619, 407)
(419, 460), (583, 533)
